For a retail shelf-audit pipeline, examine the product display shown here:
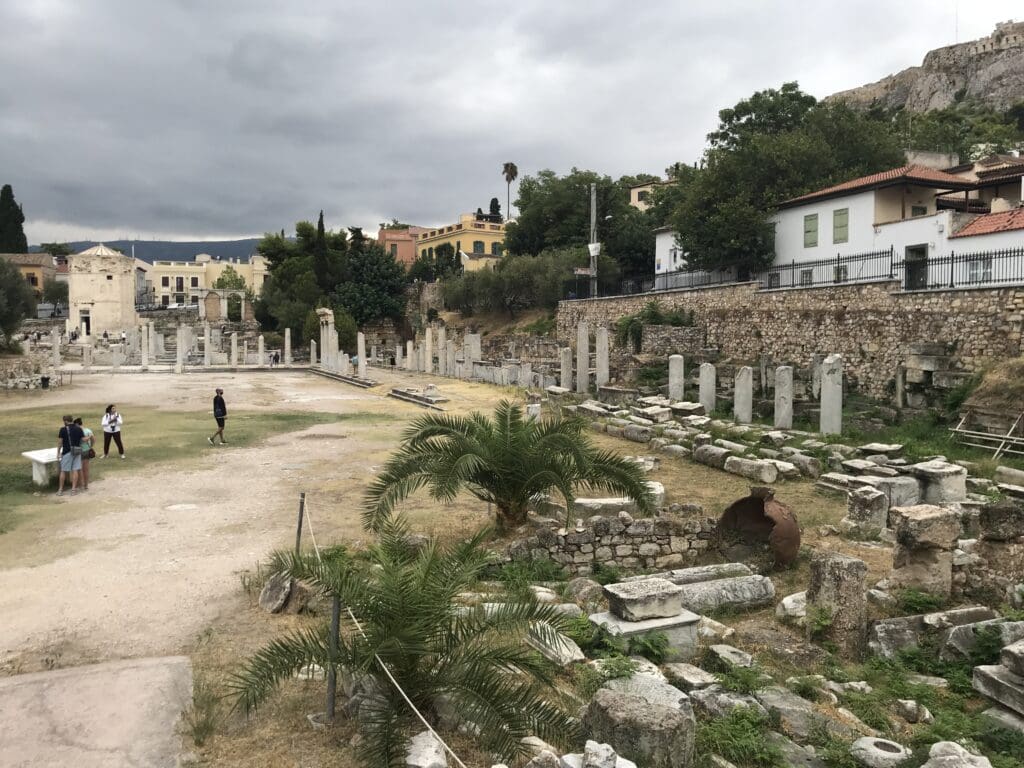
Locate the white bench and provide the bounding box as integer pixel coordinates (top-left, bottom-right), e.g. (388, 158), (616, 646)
(22, 448), (60, 486)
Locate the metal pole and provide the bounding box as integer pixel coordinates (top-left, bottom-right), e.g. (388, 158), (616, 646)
(589, 183), (598, 298)
(295, 492), (306, 557)
(326, 594), (341, 721)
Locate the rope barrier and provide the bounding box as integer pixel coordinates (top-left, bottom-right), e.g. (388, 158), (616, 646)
(301, 498), (470, 768)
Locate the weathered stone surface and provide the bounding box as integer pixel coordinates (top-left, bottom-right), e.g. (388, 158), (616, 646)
(767, 732), (827, 768)
(689, 686), (767, 718)
(567, 577), (605, 607)
(890, 504), (959, 596)
(755, 685), (854, 742)
(602, 673), (692, 713)
(583, 688), (695, 768)
(978, 500), (1024, 542)
(980, 705), (1024, 734)
(861, 476), (922, 509)
(258, 572), (293, 613)
(766, 459), (801, 480)
(895, 699), (933, 725)
(858, 443), (904, 457)
(604, 578), (684, 621)
(788, 453), (823, 478)
(995, 466), (1024, 487)
(714, 438), (750, 454)
(623, 424), (653, 443)
(709, 644), (753, 668)
(1002, 639), (1024, 677)
(663, 663), (717, 691)
(919, 741), (993, 768)
(841, 486), (889, 539)
(806, 552), (867, 658)
(698, 616), (736, 642)
(590, 611), (700, 661)
(527, 630), (585, 666)
(820, 354), (843, 435)
(942, 621), (1024, 663)
(723, 456), (779, 484)
(868, 607), (998, 658)
(907, 460), (967, 504)
(405, 730), (447, 768)
(525, 750), (561, 768)
(973, 664), (1024, 717)
(623, 563), (752, 586)
(776, 591), (807, 626)
(676, 575), (775, 614)
(693, 445), (732, 469)
(849, 737), (911, 768)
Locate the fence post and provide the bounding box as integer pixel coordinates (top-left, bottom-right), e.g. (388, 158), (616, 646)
(295, 492), (306, 557)
(326, 594), (341, 721)
(949, 251), (955, 289)
(791, 260), (795, 287)
(888, 245), (894, 279)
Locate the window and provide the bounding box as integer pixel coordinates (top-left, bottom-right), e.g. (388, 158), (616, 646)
(833, 208), (849, 244)
(472, 240), (485, 254)
(491, 242), (502, 256)
(161, 276), (169, 287)
(800, 269), (813, 286)
(637, 190), (650, 202)
(967, 257), (993, 284)
(191, 295), (199, 305)
(833, 265), (848, 283)
(803, 214), (818, 247)
(421, 249), (427, 258)
(911, 205), (928, 217)
(428, 247), (434, 258)
(27, 274), (38, 285)
(767, 273), (781, 288)
(161, 295), (170, 306)
(106, 275), (113, 281)
(390, 243), (398, 256)
(190, 276), (199, 288)
(175, 277), (184, 291)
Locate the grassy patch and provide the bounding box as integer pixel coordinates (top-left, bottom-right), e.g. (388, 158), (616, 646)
(895, 588), (947, 614)
(493, 558), (568, 599)
(519, 314), (556, 336)
(183, 677), (220, 746)
(695, 707), (784, 768)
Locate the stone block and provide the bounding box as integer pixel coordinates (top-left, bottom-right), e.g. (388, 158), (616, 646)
(979, 500), (1024, 541)
(405, 730), (447, 768)
(708, 644), (752, 668)
(590, 611), (700, 661)
(723, 456), (779, 484)
(623, 563), (752, 586)
(841, 486), (889, 539)
(891, 504), (960, 549)
(788, 453), (823, 478)
(689, 686), (767, 718)
(806, 552), (867, 658)
(996, 466), (1024, 487)
(675, 575), (775, 614)
(603, 578), (684, 621)
(973, 665), (1024, 718)
(583, 688), (695, 768)
(849, 737), (911, 768)
(624, 425), (653, 443)
(693, 444), (732, 469)
(776, 591), (807, 626)
(1003, 639), (1024, 677)
(920, 741), (994, 768)
(907, 460), (967, 504)
(663, 663), (717, 691)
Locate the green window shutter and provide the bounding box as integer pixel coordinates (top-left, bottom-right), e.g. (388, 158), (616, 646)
(833, 208), (849, 244)
(803, 214), (818, 248)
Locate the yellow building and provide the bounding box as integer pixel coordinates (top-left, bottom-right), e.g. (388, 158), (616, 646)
(416, 212), (505, 271)
(0, 253), (55, 299)
(145, 253), (268, 307)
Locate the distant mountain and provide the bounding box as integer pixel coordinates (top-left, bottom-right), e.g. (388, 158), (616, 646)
(828, 21), (1024, 112)
(30, 238), (263, 264)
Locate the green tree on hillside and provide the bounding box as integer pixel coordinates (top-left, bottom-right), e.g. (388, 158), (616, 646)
(0, 184), (28, 253)
(40, 242), (72, 258)
(0, 258), (35, 348)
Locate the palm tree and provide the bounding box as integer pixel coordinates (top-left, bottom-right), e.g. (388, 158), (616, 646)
(502, 162), (518, 221)
(363, 400), (653, 534)
(230, 518), (580, 766)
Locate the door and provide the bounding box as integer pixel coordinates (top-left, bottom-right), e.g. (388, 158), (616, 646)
(904, 245), (928, 290)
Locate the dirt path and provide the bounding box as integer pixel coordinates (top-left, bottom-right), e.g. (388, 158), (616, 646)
(0, 369), (504, 674)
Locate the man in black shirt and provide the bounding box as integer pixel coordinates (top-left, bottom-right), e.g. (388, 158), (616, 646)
(56, 414), (84, 496)
(208, 388), (228, 445)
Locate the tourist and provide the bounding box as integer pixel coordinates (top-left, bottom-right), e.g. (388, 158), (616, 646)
(100, 404), (126, 459)
(56, 414), (83, 496)
(74, 417), (94, 490)
(208, 388), (228, 445)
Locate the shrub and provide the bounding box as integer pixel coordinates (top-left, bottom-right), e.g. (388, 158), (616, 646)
(896, 589), (946, 614)
(696, 707), (783, 768)
(714, 664), (767, 694)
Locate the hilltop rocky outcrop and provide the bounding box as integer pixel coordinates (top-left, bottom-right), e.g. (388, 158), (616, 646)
(828, 21), (1024, 112)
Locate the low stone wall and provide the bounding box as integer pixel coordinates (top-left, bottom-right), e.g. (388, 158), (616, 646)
(480, 332), (561, 365)
(640, 325), (705, 356)
(507, 513), (719, 577)
(557, 282), (1024, 400)
(0, 355), (46, 389)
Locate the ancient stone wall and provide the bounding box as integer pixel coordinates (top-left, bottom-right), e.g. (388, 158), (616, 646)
(507, 513), (718, 577)
(640, 325), (705, 356)
(1, 355), (46, 389)
(557, 282), (1024, 400)
(480, 332), (561, 364)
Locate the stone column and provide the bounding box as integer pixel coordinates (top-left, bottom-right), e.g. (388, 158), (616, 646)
(446, 340), (456, 377)
(82, 344), (91, 371)
(51, 328), (60, 367)
(111, 344), (122, 372)
(774, 366), (794, 429)
(424, 328), (433, 374)
(699, 362), (716, 415)
(319, 320), (327, 366)
(310, 339), (317, 365)
(811, 353), (823, 400)
(820, 354), (843, 435)
(668, 355), (685, 401)
(140, 327), (149, 370)
(284, 328), (292, 366)
(437, 327), (447, 375)
(175, 326), (185, 374)
(806, 552), (867, 660)
(734, 366), (753, 424)
(895, 364), (905, 409)
(576, 322), (589, 394)
(203, 323), (211, 367)
(357, 331), (367, 379)
(231, 332), (238, 367)
(406, 341), (414, 371)
(519, 362), (532, 388)
(465, 333), (481, 363)
(395, 344), (403, 368)
(258, 334), (266, 368)
(560, 347), (573, 390)
(595, 326), (609, 388)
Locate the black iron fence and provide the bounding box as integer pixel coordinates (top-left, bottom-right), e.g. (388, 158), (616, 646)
(609, 245), (1024, 298)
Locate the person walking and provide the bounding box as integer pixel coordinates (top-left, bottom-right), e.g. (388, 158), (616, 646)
(56, 414), (84, 496)
(74, 417), (94, 490)
(208, 388), (228, 445)
(100, 404), (126, 458)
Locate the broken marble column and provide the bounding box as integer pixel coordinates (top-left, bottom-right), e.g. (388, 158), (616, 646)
(576, 321), (589, 394)
(357, 332), (367, 379)
(242, 340), (249, 366)
(309, 339), (317, 365)
(774, 365), (793, 430)
(560, 347), (573, 390)
(734, 366), (753, 424)
(595, 326), (609, 388)
(890, 504), (960, 597)
(464, 333), (481, 363)
(82, 344), (91, 371)
(51, 328), (60, 367)
(395, 344), (402, 368)
(140, 327), (149, 370)
(806, 552), (867, 659)
(840, 486), (889, 539)
(669, 355), (685, 401)
(437, 326), (447, 375)
(175, 326), (185, 374)
(258, 334), (266, 367)
(111, 344), (122, 372)
(284, 328), (292, 365)
(445, 340), (456, 378)
(423, 328), (433, 374)
(203, 323), (211, 366)
(406, 341), (414, 371)
(820, 353), (843, 435)
(699, 362), (716, 415)
(231, 332), (238, 367)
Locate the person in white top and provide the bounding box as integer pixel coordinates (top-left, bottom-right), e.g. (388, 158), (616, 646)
(100, 403), (126, 459)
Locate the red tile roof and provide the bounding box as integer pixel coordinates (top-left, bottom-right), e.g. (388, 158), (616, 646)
(950, 207), (1024, 238)
(780, 165), (976, 208)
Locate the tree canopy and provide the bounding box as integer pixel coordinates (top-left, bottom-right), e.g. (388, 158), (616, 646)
(0, 184), (28, 254)
(211, 265), (247, 290)
(0, 258), (35, 348)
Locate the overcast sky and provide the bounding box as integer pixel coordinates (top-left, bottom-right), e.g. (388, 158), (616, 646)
(2, 0), (1019, 244)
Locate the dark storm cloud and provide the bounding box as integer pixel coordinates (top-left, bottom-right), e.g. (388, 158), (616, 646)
(1, 0), (1019, 242)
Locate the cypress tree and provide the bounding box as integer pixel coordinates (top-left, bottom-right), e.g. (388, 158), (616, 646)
(0, 184), (28, 253)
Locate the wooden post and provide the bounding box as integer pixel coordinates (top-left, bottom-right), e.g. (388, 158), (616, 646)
(295, 492), (305, 557)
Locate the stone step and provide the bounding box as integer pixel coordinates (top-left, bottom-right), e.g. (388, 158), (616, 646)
(973, 665), (1024, 717)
